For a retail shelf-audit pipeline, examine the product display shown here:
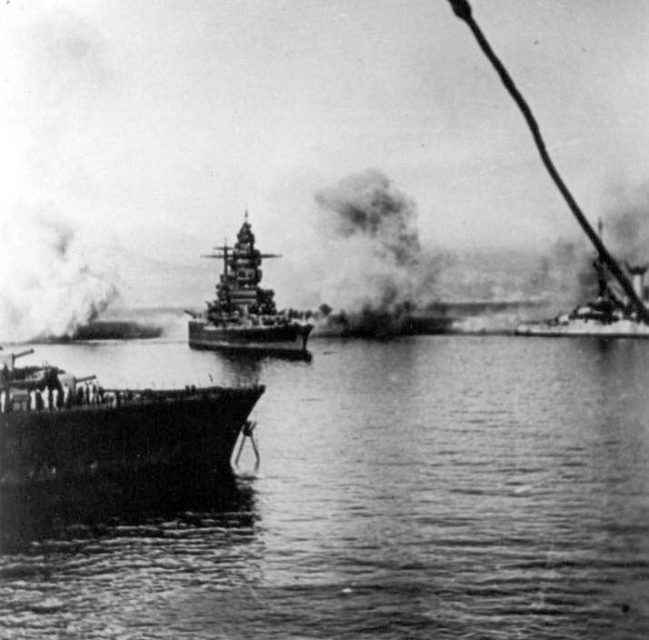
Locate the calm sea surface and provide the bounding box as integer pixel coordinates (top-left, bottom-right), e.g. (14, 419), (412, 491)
(1, 335), (649, 639)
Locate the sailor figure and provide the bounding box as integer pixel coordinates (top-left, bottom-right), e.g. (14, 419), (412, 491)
(52, 388), (60, 410)
(43, 386), (51, 411)
(0, 364), (8, 388)
(0, 364), (9, 414)
(30, 389), (37, 411)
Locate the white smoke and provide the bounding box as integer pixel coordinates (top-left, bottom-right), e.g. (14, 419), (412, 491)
(0, 215), (119, 342)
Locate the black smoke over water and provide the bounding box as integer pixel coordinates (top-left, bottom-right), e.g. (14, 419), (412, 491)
(316, 169), (421, 268)
(312, 169), (448, 335)
(307, 175), (649, 336)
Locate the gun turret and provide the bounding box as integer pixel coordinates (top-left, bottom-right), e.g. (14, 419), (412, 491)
(0, 348), (35, 370)
(56, 373), (96, 393)
(23, 366), (51, 375)
(13, 349), (35, 360)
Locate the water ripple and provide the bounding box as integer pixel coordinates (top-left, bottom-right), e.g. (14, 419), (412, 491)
(2, 337), (649, 638)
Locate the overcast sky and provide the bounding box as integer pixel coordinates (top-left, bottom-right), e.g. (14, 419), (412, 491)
(2, 0), (649, 283)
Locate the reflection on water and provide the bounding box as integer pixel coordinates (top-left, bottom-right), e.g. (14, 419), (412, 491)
(0, 469), (258, 555)
(0, 472), (262, 639)
(1, 337), (649, 639)
(218, 351), (264, 387)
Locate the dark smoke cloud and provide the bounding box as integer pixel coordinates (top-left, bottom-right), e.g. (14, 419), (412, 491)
(315, 169), (421, 267)
(310, 174), (649, 335)
(314, 169), (444, 317)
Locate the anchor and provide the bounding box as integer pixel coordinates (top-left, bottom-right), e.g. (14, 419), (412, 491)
(233, 420), (260, 473)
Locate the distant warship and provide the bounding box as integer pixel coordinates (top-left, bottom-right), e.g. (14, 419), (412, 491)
(187, 213), (313, 359)
(447, 0), (649, 339)
(517, 221), (649, 337)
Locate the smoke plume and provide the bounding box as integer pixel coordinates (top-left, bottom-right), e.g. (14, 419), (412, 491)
(526, 184), (649, 315)
(314, 169), (444, 316)
(534, 238), (597, 305)
(0, 215), (119, 342)
(603, 186), (649, 268)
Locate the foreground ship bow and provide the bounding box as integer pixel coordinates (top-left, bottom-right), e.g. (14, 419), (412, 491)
(188, 213), (313, 359)
(0, 350), (264, 484)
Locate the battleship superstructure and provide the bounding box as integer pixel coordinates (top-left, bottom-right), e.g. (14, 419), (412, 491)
(187, 213), (313, 359)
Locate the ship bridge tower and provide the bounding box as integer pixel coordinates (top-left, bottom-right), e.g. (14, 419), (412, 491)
(202, 212), (282, 315)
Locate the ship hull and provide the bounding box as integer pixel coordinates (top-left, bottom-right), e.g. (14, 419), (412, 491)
(516, 319), (649, 338)
(0, 386), (264, 485)
(188, 319), (312, 360)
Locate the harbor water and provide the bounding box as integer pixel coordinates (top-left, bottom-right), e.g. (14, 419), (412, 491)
(1, 335), (649, 639)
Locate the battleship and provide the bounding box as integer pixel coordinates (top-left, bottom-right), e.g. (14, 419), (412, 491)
(187, 213), (313, 359)
(448, 0), (649, 339)
(0, 348), (265, 485)
(516, 223), (649, 337)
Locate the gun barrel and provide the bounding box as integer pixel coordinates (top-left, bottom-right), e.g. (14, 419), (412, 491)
(76, 375), (97, 383)
(13, 349), (35, 360)
(184, 309), (199, 318)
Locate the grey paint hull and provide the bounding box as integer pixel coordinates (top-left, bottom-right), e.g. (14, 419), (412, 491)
(188, 320), (312, 360)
